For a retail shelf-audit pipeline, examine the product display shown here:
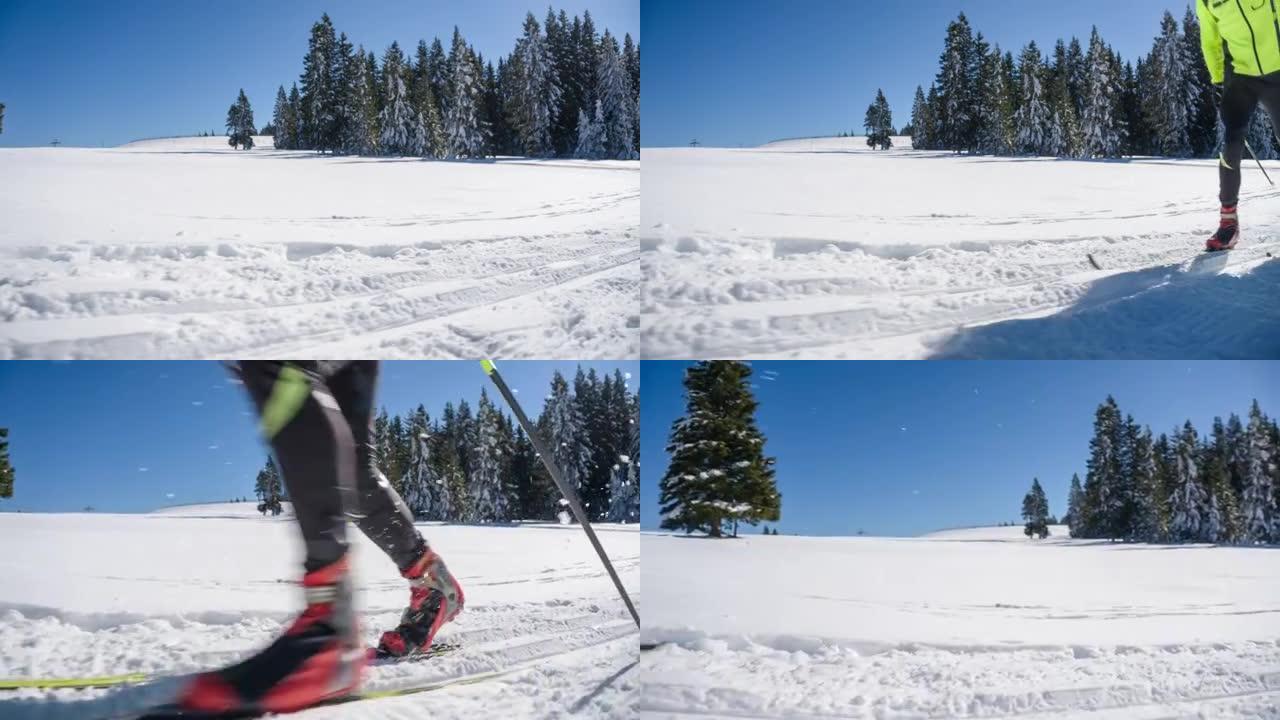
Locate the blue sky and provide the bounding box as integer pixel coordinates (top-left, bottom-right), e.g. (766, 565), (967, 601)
(643, 0), (1192, 147)
(640, 361), (1280, 537)
(0, 360), (637, 513)
(0, 0), (639, 148)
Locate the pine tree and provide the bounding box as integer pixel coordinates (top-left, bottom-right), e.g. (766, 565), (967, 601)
(574, 100), (606, 159)
(1241, 400), (1276, 543)
(468, 389), (509, 522)
(975, 47), (1013, 155)
(445, 28), (488, 158)
(1130, 426), (1163, 541)
(1202, 445), (1238, 543)
(300, 14), (339, 152)
(254, 457), (284, 516)
(0, 103), (5, 135)
(1014, 42), (1051, 155)
(1066, 473), (1084, 536)
(1168, 422), (1206, 541)
(379, 43), (419, 156)
(512, 12), (561, 157)
(658, 361), (781, 537)
(1247, 109), (1280, 160)
(1148, 12), (1192, 157)
(1082, 396), (1124, 539)
(1182, 7), (1219, 157)
(272, 86), (295, 150)
(0, 428), (14, 500)
(910, 86), (935, 150)
(226, 89), (255, 150)
(1081, 28), (1125, 158)
(936, 13), (978, 152)
(863, 89), (894, 150)
(1022, 478), (1051, 538)
(337, 37), (376, 155)
(596, 31), (637, 160)
(623, 33), (641, 153)
(543, 371), (587, 510)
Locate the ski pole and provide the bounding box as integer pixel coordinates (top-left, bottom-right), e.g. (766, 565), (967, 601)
(1245, 139), (1275, 186)
(480, 359), (641, 628)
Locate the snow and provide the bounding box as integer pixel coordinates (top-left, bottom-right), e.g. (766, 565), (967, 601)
(0, 137), (638, 359)
(0, 504), (638, 718)
(641, 139), (1280, 359)
(641, 529), (1280, 718)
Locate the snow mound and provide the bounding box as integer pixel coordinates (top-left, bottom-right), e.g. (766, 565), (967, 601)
(921, 524), (1072, 540)
(117, 135), (275, 151)
(758, 134), (912, 151)
(148, 501), (293, 518)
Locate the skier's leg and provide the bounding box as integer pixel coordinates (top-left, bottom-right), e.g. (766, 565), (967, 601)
(1254, 72), (1280, 154)
(325, 360), (427, 572)
(324, 361), (464, 658)
(1219, 78), (1258, 207)
(167, 361), (365, 714)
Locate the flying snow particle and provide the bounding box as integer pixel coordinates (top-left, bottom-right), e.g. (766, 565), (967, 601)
(166, 493), (175, 499)
(208, 445), (219, 450)
(192, 401), (204, 407)
(138, 467), (149, 473)
(912, 489), (920, 495)
(624, 372), (632, 380)
(900, 426), (907, 432)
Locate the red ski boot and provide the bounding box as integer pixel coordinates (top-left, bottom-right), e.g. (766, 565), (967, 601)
(1207, 205), (1240, 251)
(375, 548), (465, 658)
(169, 557), (365, 715)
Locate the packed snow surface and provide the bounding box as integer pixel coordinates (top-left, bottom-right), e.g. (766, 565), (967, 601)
(641, 138), (1280, 359)
(0, 138), (639, 359)
(641, 529), (1280, 719)
(0, 505), (639, 719)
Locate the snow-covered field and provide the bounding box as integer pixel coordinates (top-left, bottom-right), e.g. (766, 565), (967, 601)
(641, 137), (1280, 359)
(641, 528), (1280, 719)
(0, 505), (639, 719)
(0, 137), (639, 359)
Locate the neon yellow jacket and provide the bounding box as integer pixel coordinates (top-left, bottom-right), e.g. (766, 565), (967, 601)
(1198, 0), (1280, 84)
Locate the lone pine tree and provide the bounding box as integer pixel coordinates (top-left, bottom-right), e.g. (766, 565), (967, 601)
(254, 457), (283, 516)
(864, 89), (894, 150)
(226, 89), (255, 150)
(658, 361), (780, 538)
(1022, 478), (1050, 539)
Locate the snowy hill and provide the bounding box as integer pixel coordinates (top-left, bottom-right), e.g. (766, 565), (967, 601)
(0, 140), (638, 359)
(642, 142), (1280, 359)
(118, 135), (275, 151)
(758, 134), (912, 151)
(641, 531), (1280, 718)
(922, 523), (1071, 540)
(147, 501), (294, 518)
(0, 511), (638, 718)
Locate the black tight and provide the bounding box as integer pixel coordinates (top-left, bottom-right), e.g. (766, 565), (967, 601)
(1220, 72), (1280, 206)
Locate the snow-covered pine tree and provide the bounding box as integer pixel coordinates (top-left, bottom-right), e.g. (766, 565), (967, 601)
(1168, 422), (1206, 542)
(975, 47), (1013, 155)
(1148, 11), (1192, 157)
(1247, 109), (1280, 160)
(272, 86), (293, 150)
(378, 43), (419, 156)
(936, 13), (978, 152)
(1081, 28), (1125, 158)
(863, 89), (894, 150)
(1182, 7), (1218, 157)
(1202, 443), (1239, 543)
(467, 389), (508, 523)
(299, 14), (339, 152)
(337, 36), (375, 155)
(1241, 400), (1276, 543)
(1021, 478), (1050, 538)
(226, 89), (255, 150)
(1082, 396), (1124, 539)
(658, 361), (780, 537)
(1066, 36), (1087, 117)
(543, 370), (588, 510)
(1046, 40), (1081, 158)
(254, 457), (283, 516)
(1014, 42), (1050, 155)
(596, 30), (637, 160)
(1129, 426), (1163, 542)
(910, 86), (934, 150)
(0, 103), (5, 136)
(411, 41), (446, 158)
(1066, 472), (1085, 536)
(0, 428), (13, 500)
(574, 101), (606, 158)
(512, 12), (561, 157)
(445, 28), (488, 158)
(623, 33), (640, 153)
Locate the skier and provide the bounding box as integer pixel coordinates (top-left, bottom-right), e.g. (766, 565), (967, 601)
(166, 361), (464, 716)
(1197, 0), (1280, 251)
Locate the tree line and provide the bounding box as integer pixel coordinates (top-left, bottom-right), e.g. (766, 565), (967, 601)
(1023, 396), (1280, 544)
(658, 361), (782, 538)
(251, 366), (639, 524)
(906, 9), (1276, 159)
(0, 428), (14, 502)
(251, 9), (637, 160)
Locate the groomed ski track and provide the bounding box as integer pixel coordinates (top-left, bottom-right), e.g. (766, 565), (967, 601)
(640, 137), (1280, 359)
(0, 137), (639, 360)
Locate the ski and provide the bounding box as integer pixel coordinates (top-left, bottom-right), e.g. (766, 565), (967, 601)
(0, 644), (460, 692)
(130, 664), (515, 720)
